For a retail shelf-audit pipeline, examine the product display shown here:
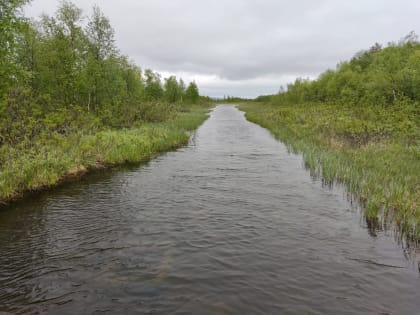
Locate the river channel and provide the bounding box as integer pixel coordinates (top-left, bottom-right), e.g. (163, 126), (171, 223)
(0, 105), (419, 314)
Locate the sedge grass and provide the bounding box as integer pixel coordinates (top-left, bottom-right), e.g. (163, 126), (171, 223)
(239, 102), (420, 241)
(0, 105), (210, 204)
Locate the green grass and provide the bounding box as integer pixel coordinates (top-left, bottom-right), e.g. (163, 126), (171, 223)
(0, 105), (210, 204)
(239, 102), (420, 241)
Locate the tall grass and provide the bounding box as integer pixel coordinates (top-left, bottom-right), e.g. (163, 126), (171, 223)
(0, 105), (210, 204)
(239, 102), (420, 241)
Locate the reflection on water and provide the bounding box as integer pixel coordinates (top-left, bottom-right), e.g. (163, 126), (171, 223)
(0, 105), (419, 314)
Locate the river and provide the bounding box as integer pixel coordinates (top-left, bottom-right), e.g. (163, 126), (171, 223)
(0, 105), (419, 314)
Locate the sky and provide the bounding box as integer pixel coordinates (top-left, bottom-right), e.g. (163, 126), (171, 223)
(24, 0), (420, 98)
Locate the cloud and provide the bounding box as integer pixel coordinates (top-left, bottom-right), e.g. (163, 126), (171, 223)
(25, 0), (420, 97)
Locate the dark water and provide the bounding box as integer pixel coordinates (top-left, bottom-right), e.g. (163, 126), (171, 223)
(0, 105), (419, 315)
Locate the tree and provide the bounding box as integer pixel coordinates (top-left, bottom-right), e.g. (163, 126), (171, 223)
(0, 0), (203, 141)
(164, 76), (182, 103)
(178, 78), (186, 101)
(36, 1), (88, 105)
(144, 69), (163, 101)
(0, 0), (31, 99)
(184, 81), (199, 104)
(86, 5), (116, 61)
(85, 5), (117, 111)
(15, 21), (39, 89)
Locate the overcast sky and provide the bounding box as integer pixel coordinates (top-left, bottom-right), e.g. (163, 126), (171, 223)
(24, 0), (420, 98)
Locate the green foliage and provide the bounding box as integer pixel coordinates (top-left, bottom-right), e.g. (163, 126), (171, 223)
(0, 0), (31, 99)
(144, 69), (164, 101)
(0, 1), (209, 205)
(0, 105), (209, 203)
(246, 33), (420, 241)
(84, 5), (118, 111)
(0, 1), (206, 140)
(164, 76), (183, 103)
(184, 81), (200, 104)
(241, 102), (419, 240)
(38, 1), (86, 105)
(254, 95), (274, 103)
(269, 35), (420, 107)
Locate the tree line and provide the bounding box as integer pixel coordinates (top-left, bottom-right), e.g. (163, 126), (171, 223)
(0, 0), (202, 147)
(257, 32), (420, 108)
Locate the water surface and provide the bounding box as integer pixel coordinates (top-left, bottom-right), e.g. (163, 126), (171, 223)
(0, 105), (419, 314)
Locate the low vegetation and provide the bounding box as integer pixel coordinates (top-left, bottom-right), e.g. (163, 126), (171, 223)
(0, 106), (209, 202)
(241, 36), (420, 241)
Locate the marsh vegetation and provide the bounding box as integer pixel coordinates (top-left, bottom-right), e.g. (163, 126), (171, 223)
(241, 36), (420, 241)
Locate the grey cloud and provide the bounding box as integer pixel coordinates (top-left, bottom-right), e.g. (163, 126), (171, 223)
(25, 0), (420, 97)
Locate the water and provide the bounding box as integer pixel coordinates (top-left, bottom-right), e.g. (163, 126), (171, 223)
(0, 105), (419, 314)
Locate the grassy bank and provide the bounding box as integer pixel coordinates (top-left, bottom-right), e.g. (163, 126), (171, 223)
(239, 102), (420, 241)
(0, 105), (210, 204)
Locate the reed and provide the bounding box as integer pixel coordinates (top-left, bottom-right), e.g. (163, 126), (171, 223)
(239, 102), (420, 241)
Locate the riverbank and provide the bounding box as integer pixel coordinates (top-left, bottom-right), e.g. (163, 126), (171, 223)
(0, 105), (210, 205)
(239, 102), (419, 241)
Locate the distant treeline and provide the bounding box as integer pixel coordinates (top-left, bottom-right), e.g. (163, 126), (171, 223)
(218, 96), (253, 103)
(0, 0), (207, 148)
